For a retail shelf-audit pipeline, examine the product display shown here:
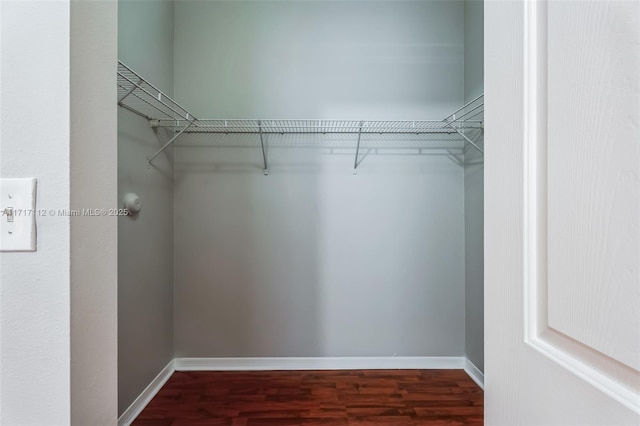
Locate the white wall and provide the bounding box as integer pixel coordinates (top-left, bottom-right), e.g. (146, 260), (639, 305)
(173, 0), (466, 358)
(1, 1), (118, 424)
(70, 1), (118, 425)
(117, 0), (175, 416)
(463, 0), (484, 373)
(1, 2), (72, 423)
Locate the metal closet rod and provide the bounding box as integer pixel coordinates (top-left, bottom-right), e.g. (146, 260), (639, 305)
(117, 61), (484, 172)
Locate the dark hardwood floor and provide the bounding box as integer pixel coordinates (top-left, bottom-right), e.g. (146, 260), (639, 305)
(133, 369), (483, 425)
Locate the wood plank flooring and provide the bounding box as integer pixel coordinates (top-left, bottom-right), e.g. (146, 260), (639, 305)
(133, 369), (483, 426)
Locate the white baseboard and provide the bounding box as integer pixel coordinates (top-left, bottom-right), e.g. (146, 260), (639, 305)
(118, 359), (175, 426)
(464, 358), (484, 389)
(120, 356), (479, 425)
(173, 356), (466, 371)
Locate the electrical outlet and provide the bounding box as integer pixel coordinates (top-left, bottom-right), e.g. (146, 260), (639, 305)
(0, 178), (37, 252)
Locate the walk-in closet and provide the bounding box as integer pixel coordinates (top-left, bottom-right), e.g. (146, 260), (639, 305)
(117, 1), (485, 423)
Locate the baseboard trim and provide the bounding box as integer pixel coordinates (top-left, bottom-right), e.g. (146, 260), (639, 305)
(119, 356), (477, 425)
(463, 358), (484, 389)
(118, 359), (175, 426)
(173, 356), (466, 371)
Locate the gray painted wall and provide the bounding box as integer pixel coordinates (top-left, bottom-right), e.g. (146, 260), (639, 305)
(117, 0), (175, 415)
(174, 0), (464, 119)
(464, 0), (484, 372)
(70, 1), (118, 424)
(173, 0), (467, 358)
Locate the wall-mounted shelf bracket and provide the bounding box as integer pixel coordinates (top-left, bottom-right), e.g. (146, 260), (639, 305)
(453, 128), (483, 154)
(146, 118), (194, 167)
(258, 120), (268, 175)
(442, 94), (484, 155)
(118, 77), (143, 104)
(118, 61), (198, 167)
(353, 121), (364, 175)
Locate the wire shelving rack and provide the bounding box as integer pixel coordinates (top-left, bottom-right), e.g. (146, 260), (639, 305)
(118, 60), (484, 174)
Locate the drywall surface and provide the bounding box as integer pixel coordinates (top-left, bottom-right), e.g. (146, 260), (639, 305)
(0, 1), (72, 423)
(464, 0), (484, 102)
(118, 0), (174, 97)
(463, 0), (484, 372)
(174, 146), (465, 357)
(118, 0), (175, 416)
(174, 0), (464, 119)
(173, 1), (466, 357)
(70, 1), (118, 425)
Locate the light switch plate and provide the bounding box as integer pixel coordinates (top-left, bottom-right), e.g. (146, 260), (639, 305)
(0, 178), (37, 252)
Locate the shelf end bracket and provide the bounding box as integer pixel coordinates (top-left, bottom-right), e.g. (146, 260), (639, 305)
(444, 119), (484, 155)
(146, 119), (195, 167)
(118, 78), (143, 105)
(353, 121), (363, 175)
(259, 121), (268, 175)
(453, 127), (483, 155)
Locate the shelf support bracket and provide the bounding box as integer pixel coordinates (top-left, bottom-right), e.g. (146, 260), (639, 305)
(146, 119), (195, 167)
(453, 127), (483, 155)
(258, 121), (268, 175)
(353, 121), (363, 175)
(444, 119), (483, 155)
(118, 78), (143, 104)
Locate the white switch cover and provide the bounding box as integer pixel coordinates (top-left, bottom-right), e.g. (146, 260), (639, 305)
(1, 178), (37, 252)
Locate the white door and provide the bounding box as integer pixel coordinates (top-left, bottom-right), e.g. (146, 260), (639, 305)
(485, 1), (639, 424)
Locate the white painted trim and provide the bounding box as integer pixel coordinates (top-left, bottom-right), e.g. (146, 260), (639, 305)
(464, 359), (484, 390)
(173, 357), (466, 371)
(118, 360), (175, 426)
(521, 1), (640, 414)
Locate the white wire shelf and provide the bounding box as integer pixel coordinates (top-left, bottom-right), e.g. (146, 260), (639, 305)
(117, 60), (483, 172)
(118, 61), (195, 122)
(150, 119), (482, 134)
(444, 94), (484, 124)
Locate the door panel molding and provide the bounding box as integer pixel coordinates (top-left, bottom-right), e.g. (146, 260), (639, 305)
(522, 0), (640, 414)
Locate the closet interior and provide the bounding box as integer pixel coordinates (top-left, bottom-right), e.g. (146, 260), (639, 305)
(117, 0), (484, 420)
